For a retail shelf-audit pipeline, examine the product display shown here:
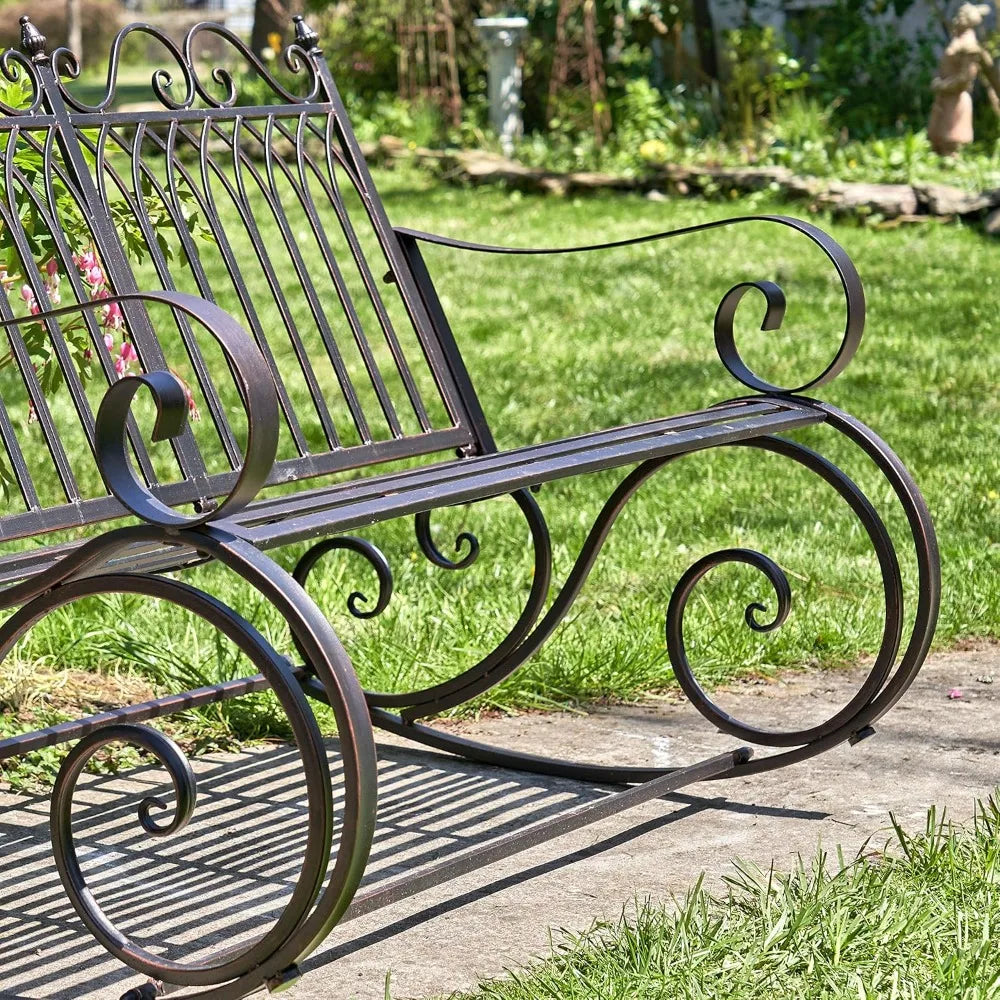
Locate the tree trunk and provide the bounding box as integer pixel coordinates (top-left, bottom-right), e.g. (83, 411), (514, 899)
(691, 0), (718, 81)
(67, 0), (82, 60)
(251, 0), (290, 57)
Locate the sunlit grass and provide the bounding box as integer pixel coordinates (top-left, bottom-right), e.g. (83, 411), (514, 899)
(450, 797), (1000, 1000)
(2, 167), (998, 785)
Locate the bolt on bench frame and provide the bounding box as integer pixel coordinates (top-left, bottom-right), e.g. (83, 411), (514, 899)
(0, 14), (939, 1000)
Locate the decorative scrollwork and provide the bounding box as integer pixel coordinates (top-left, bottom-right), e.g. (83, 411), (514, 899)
(366, 489), (551, 714)
(182, 22), (322, 109)
(711, 217), (865, 395)
(0, 45), (43, 115)
(414, 509), (480, 570)
(0, 566), (353, 994)
(372, 404), (937, 785)
(52, 724), (197, 845)
(293, 536), (394, 620)
(668, 547), (791, 639)
(51, 25), (196, 112)
(0, 288), (277, 529)
(398, 214), (866, 396)
(87, 289), (279, 530)
(663, 430), (906, 752)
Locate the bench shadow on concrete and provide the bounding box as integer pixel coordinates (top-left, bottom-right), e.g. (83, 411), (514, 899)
(0, 741), (827, 1000)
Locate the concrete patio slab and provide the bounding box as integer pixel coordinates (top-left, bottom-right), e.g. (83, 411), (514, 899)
(0, 646), (997, 1000)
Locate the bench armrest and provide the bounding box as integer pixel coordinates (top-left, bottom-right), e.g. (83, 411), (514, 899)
(0, 290), (278, 529)
(395, 214), (865, 396)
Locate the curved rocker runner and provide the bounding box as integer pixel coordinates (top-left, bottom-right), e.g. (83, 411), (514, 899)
(0, 14), (939, 999)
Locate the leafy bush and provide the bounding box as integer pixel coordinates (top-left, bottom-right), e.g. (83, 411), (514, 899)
(721, 25), (810, 141)
(790, 0), (939, 137)
(346, 94), (448, 149)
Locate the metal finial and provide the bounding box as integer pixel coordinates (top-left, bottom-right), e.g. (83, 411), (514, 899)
(19, 15), (47, 62)
(292, 15), (320, 51)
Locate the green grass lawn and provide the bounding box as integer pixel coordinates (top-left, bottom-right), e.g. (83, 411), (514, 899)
(448, 798), (1000, 1000)
(2, 165), (999, 782)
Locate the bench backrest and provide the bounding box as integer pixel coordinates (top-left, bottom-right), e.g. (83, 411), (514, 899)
(0, 17), (483, 545)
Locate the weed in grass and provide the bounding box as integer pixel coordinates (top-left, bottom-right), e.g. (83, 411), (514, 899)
(451, 796), (1000, 999)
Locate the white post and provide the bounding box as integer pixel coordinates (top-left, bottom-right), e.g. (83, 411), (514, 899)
(474, 16), (529, 158)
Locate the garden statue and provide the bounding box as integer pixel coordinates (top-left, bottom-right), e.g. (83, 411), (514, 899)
(928, 2), (1000, 155)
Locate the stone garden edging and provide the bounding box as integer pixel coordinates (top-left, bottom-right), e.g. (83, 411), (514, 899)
(363, 137), (1000, 232)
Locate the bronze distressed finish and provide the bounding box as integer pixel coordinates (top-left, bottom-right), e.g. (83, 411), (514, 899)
(0, 15), (940, 999)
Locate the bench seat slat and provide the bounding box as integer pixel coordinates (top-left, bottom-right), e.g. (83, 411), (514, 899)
(0, 398), (823, 589)
(244, 399), (823, 546)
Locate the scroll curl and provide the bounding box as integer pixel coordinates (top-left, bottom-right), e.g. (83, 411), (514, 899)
(52, 25), (196, 112)
(397, 214), (867, 396)
(293, 536), (394, 620)
(0, 568), (343, 991)
(182, 22), (321, 108)
(89, 290), (279, 530)
(414, 510), (480, 570)
(0, 48), (43, 115)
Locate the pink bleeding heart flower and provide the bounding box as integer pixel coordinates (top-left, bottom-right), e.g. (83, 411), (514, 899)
(104, 331), (115, 351)
(74, 250), (97, 271)
(20, 284), (34, 303)
(45, 258), (58, 277)
(85, 265), (105, 287)
(947, 688), (963, 700)
(102, 301), (123, 330)
(83, 347), (93, 361)
(114, 341), (138, 376)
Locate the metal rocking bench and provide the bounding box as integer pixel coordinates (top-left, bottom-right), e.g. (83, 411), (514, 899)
(0, 14), (939, 999)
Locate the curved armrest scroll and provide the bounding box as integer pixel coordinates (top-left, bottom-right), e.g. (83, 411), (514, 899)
(396, 214), (865, 395)
(1, 290), (279, 529)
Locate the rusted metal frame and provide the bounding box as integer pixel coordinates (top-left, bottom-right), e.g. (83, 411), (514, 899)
(230, 113), (374, 447)
(318, 112), (433, 435)
(33, 50), (214, 498)
(228, 115), (343, 451)
(0, 128), (84, 501)
(252, 113), (379, 444)
(81, 120), (243, 470)
(271, 112), (405, 438)
(304, 43), (476, 443)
